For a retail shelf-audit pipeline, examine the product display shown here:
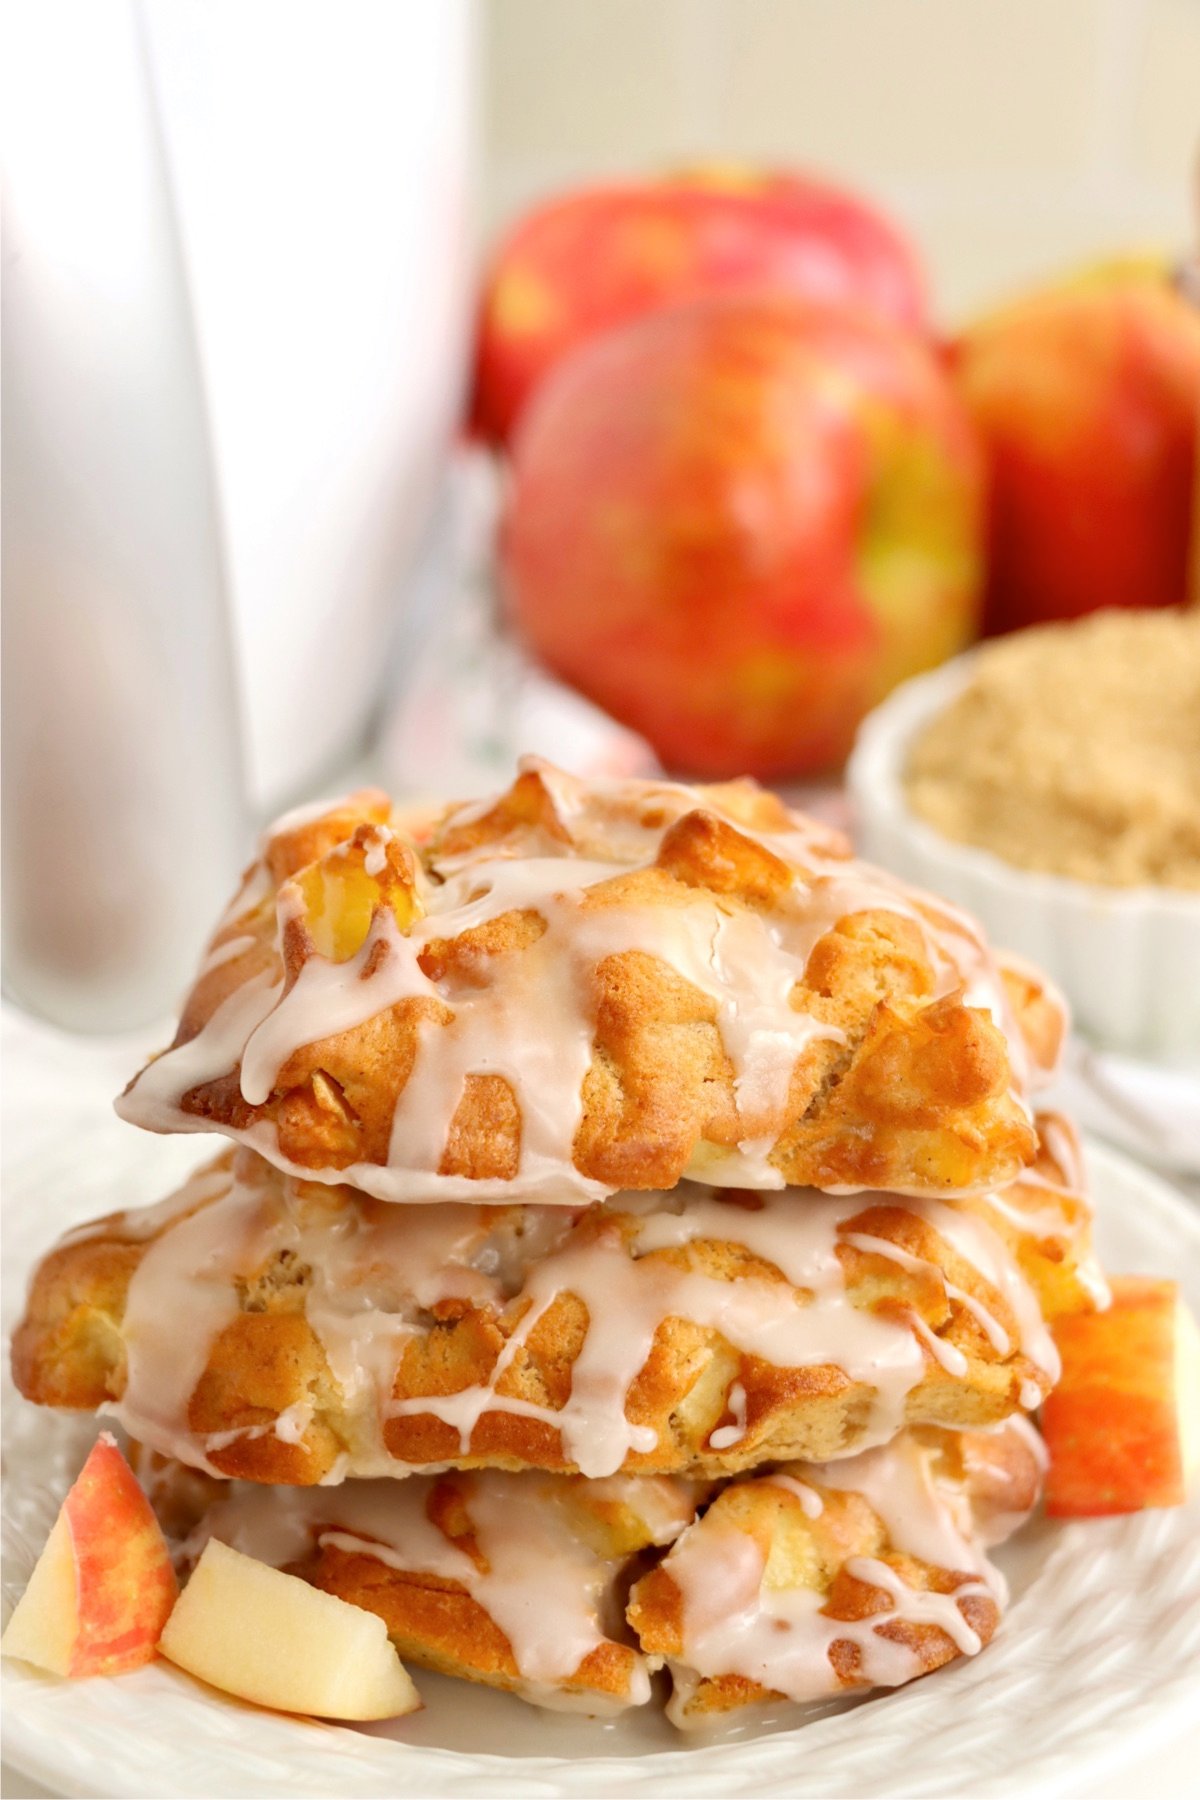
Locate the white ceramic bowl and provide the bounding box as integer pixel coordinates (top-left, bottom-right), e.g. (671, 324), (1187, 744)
(847, 655), (1200, 1067)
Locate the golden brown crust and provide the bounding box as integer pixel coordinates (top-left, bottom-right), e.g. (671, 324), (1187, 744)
(10, 1237), (138, 1410)
(999, 960), (1066, 1083)
(147, 1431), (1029, 1720)
(628, 1421), (1037, 1722)
(299, 1542), (642, 1704)
(117, 762), (1048, 1199)
(170, 1466), (698, 1711)
(12, 1132), (1093, 1484)
(953, 1110), (1103, 1319)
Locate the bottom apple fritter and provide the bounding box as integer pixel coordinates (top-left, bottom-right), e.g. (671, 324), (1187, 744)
(142, 1418), (1041, 1725)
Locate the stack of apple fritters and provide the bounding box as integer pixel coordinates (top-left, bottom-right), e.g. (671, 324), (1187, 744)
(13, 761), (1106, 1724)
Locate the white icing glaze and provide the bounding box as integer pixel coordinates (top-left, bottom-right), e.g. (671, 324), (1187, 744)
(104, 1164), (258, 1470)
(907, 1314), (971, 1377)
(98, 1159), (1054, 1482)
(57, 1160), (235, 1248)
(966, 1415), (1048, 1546)
(212, 860), (273, 934)
(764, 1473), (824, 1518)
(117, 761), (1035, 1204)
(1004, 1411), (1050, 1473)
(980, 1115), (1110, 1313)
(983, 1182), (1080, 1239)
(263, 792), (356, 838)
(663, 1432), (1006, 1725)
(123, 966), (282, 1132)
(663, 1521), (987, 1723)
(709, 1381), (748, 1451)
(105, 1158), (568, 1472)
(382, 1185), (976, 1478)
(801, 1435), (993, 1587)
(842, 1231), (1011, 1355)
(185, 1470), (690, 1707)
(918, 1198), (1060, 1384)
(362, 836), (389, 878)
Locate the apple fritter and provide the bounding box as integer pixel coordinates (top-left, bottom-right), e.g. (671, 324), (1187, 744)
(172, 1467), (699, 1714)
(12, 1128), (1097, 1485)
(628, 1419), (1042, 1727)
(115, 761), (1056, 1203)
(145, 1423), (1039, 1723)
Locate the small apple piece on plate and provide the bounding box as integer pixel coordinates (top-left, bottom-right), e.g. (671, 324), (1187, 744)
(159, 1538), (421, 1720)
(1, 1433), (178, 1676)
(1042, 1277), (1200, 1517)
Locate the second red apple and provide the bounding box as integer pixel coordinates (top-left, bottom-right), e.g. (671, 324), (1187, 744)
(502, 295), (984, 778)
(472, 169), (929, 444)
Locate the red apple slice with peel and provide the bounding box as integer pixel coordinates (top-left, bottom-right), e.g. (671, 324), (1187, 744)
(159, 1538), (421, 1720)
(2, 1433), (178, 1676)
(1042, 1277), (1200, 1517)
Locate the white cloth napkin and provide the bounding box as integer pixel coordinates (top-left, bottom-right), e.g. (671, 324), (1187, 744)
(1048, 1041), (1200, 1189)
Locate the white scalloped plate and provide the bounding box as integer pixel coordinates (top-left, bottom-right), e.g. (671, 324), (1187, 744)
(4, 1120), (1199, 1799)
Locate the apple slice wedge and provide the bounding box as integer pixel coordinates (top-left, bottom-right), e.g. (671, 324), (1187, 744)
(2, 1433), (178, 1677)
(159, 1538), (421, 1720)
(1042, 1277), (1200, 1517)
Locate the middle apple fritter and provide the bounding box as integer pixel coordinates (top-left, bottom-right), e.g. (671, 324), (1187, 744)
(13, 1117), (1101, 1486)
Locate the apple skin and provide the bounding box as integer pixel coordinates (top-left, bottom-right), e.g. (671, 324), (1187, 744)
(1041, 1277), (1200, 1519)
(472, 168), (928, 445)
(952, 262), (1200, 634)
(1, 1433), (178, 1677)
(502, 294), (983, 779)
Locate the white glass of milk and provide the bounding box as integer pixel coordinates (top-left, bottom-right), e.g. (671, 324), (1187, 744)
(2, 0), (248, 1031)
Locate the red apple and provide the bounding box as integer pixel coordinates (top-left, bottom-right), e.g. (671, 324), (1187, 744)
(953, 259), (1200, 634)
(502, 294), (983, 779)
(472, 168), (928, 445)
(1, 1434), (177, 1677)
(1041, 1277), (1200, 1518)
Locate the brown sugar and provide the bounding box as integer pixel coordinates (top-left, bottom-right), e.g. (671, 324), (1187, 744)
(904, 609), (1200, 890)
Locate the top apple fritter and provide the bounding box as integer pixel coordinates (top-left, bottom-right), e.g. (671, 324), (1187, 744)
(117, 760), (1057, 1201)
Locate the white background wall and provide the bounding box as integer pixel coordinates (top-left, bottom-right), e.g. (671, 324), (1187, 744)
(479, 0), (1199, 321)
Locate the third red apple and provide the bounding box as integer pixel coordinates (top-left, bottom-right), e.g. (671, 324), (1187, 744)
(953, 260), (1200, 633)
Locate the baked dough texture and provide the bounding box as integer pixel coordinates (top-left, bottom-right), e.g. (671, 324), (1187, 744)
(115, 761), (1059, 1202)
(629, 1420), (1041, 1726)
(142, 1422), (1038, 1721)
(6, 760), (1097, 1732)
(12, 1118), (1098, 1486)
(167, 1465), (701, 1714)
